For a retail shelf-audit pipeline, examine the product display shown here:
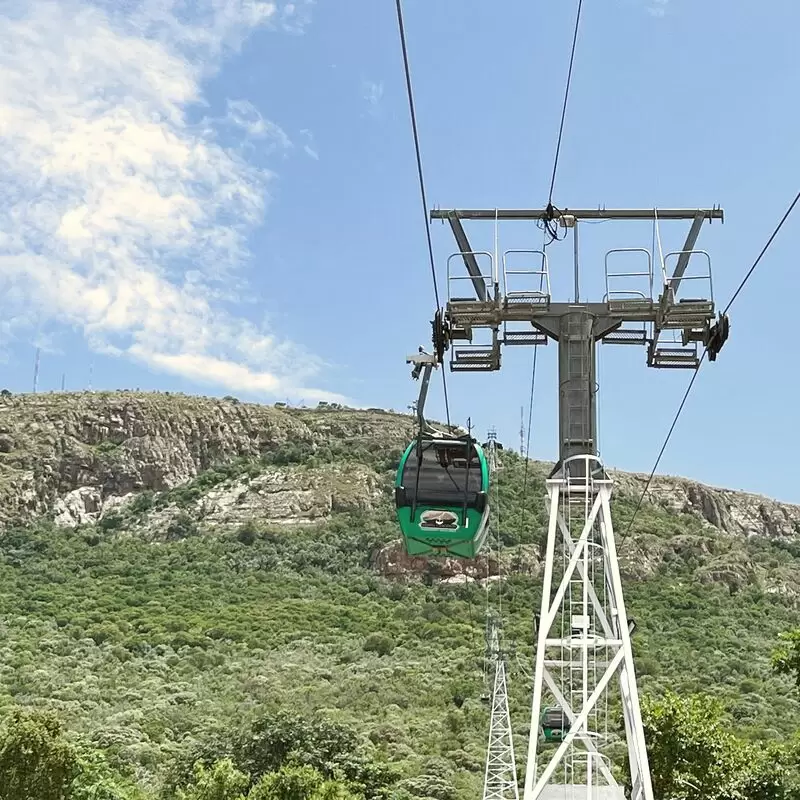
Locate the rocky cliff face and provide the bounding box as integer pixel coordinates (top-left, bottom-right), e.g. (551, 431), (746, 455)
(0, 390), (413, 530)
(2, 390), (800, 588)
(610, 468), (800, 541)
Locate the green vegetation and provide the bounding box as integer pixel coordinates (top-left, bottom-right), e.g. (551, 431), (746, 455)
(637, 690), (799, 799)
(1, 405), (800, 797)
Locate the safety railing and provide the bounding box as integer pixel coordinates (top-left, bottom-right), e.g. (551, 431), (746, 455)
(661, 249), (714, 304)
(446, 251), (494, 303)
(502, 249), (551, 304)
(603, 248), (653, 304)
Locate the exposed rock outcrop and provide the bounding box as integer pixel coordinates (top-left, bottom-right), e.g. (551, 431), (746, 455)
(371, 541), (542, 582)
(0, 391), (413, 530)
(2, 391), (800, 591)
(610, 468), (800, 540)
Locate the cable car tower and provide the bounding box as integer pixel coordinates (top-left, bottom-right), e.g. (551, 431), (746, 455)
(482, 610), (520, 800)
(480, 430), (520, 800)
(408, 206), (729, 800)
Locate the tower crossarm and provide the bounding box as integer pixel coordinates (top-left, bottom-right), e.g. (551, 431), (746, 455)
(431, 207), (729, 376)
(430, 207), (723, 221)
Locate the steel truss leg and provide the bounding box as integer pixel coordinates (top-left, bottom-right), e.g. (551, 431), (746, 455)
(522, 456), (654, 800)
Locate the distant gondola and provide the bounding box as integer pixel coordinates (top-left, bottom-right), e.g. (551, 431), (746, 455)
(540, 707), (569, 743)
(394, 433), (490, 558)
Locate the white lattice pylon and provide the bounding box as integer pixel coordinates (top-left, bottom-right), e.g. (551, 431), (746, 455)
(521, 456), (654, 800)
(483, 655), (520, 800)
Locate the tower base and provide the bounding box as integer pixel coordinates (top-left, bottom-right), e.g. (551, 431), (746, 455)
(539, 788), (625, 800)
(522, 455), (654, 800)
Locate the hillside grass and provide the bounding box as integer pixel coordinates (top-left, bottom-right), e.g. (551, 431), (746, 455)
(0, 444), (798, 796)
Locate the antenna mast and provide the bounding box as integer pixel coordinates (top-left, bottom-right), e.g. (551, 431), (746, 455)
(32, 347), (40, 393)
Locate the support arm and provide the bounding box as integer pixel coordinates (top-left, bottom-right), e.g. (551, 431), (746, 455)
(665, 210), (705, 301)
(407, 351), (438, 431)
(447, 211), (487, 301)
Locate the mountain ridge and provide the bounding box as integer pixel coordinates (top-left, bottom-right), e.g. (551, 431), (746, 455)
(1, 389), (800, 796)
(1, 389), (798, 545)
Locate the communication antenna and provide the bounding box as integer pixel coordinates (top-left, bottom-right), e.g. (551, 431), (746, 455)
(32, 347), (40, 393)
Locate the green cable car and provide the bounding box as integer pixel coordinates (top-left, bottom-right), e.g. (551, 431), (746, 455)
(394, 434), (490, 558)
(540, 707), (569, 743)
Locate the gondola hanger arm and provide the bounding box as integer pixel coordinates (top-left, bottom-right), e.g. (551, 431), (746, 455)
(407, 349), (439, 434)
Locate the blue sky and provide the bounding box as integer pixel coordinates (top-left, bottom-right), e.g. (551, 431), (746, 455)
(0, 0), (798, 502)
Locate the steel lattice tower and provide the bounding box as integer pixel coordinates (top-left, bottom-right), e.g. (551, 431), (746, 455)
(483, 621), (520, 800)
(478, 432), (520, 800)
(408, 206), (729, 800)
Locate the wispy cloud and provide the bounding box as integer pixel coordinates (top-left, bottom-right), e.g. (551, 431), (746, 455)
(279, 0), (315, 35)
(299, 128), (319, 160)
(226, 98), (292, 147)
(646, 0), (668, 17)
(0, 0), (346, 404)
(362, 79), (384, 114)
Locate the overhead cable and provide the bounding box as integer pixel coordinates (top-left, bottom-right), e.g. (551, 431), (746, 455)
(618, 190), (800, 551)
(539, 0), (584, 246)
(547, 0), (584, 204)
(394, 0), (452, 426)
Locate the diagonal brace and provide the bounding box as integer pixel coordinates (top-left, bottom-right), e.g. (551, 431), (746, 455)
(556, 513), (613, 638)
(540, 492), (603, 633)
(541, 667), (618, 785)
(666, 210), (705, 301)
(531, 648), (626, 797)
(447, 211), (488, 301)
(653, 211), (706, 347)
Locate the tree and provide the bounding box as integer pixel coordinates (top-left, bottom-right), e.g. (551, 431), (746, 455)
(248, 765), (324, 800)
(395, 774), (456, 800)
(233, 710), (396, 797)
(635, 691), (790, 800)
(772, 629), (800, 687)
(237, 519), (259, 546)
(166, 512), (200, 540)
(363, 633), (395, 657)
(71, 745), (148, 799)
(176, 759), (250, 800)
(248, 766), (362, 800)
(0, 708), (77, 800)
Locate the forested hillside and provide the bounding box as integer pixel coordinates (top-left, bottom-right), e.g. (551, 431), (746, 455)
(2, 391), (800, 798)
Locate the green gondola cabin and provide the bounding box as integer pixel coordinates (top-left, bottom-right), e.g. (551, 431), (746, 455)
(394, 434), (490, 558)
(540, 707), (569, 743)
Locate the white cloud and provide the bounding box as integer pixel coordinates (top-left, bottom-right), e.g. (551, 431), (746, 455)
(225, 98), (293, 148)
(646, 0), (668, 17)
(0, 0), (346, 404)
(299, 128), (319, 160)
(362, 79), (384, 112)
(279, 0), (315, 35)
